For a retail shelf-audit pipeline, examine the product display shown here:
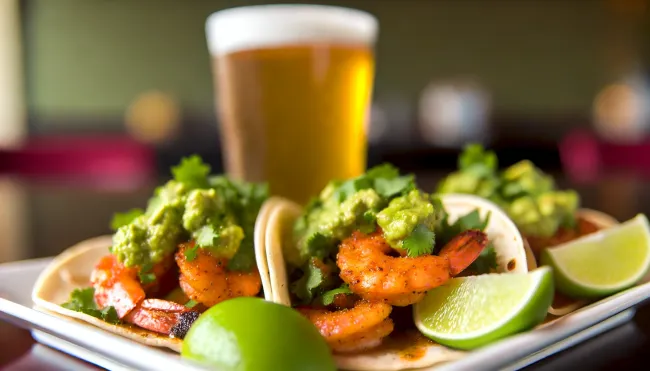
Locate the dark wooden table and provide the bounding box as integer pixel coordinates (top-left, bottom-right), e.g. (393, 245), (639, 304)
(1, 172), (649, 371)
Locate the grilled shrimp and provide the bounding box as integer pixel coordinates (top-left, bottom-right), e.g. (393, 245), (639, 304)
(298, 300), (394, 353)
(337, 229), (487, 306)
(91, 254), (198, 338)
(175, 242), (262, 307)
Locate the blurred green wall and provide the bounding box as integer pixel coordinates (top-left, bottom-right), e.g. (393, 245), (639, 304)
(25, 0), (625, 131)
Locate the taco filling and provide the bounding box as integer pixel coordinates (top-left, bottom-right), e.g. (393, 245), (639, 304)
(59, 155), (268, 339)
(436, 144), (617, 312)
(273, 164), (523, 358)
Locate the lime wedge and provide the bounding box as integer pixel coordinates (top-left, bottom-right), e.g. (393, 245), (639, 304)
(182, 297), (335, 371)
(413, 267), (553, 350)
(541, 214), (650, 298)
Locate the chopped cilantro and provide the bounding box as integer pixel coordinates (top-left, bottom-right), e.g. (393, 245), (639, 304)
(196, 225), (219, 247)
(171, 155), (211, 190)
(304, 232), (336, 260)
(431, 203), (497, 273)
(334, 177), (372, 202)
(332, 163), (415, 203)
(110, 208), (144, 231)
(61, 288), (120, 324)
(469, 242), (498, 274)
(184, 299), (198, 308)
(435, 207), (491, 249)
(290, 258), (338, 304)
(138, 262), (156, 284)
(320, 284), (353, 306)
(459, 143), (498, 173)
(374, 174), (415, 198)
(365, 163), (400, 179)
(184, 245), (199, 262)
(403, 223), (435, 257)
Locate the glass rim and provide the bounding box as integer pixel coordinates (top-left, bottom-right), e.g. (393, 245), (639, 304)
(205, 4), (379, 56)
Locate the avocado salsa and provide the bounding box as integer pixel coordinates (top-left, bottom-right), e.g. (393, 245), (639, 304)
(110, 155), (268, 274)
(436, 144), (579, 238)
(288, 164), (496, 305)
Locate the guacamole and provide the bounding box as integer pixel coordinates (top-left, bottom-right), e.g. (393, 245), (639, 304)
(109, 156), (268, 274)
(292, 165), (432, 265)
(288, 164), (490, 305)
(436, 144), (579, 238)
(377, 189), (440, 251)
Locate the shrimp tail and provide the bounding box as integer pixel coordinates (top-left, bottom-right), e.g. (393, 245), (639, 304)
(438, 229), (488, 276)
(123, 299), (199, 339)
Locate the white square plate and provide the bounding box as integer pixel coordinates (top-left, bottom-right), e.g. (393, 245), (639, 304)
(0, 258), (644, 371)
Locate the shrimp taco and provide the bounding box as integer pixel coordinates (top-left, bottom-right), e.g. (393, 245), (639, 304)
(263, 164), (530, 370)
(32, 156), (274, 352)
(436, 144), (619, 315)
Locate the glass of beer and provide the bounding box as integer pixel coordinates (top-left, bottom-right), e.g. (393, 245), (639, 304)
(206, 5), (378, 205)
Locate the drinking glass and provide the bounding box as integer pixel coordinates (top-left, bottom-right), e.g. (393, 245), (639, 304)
(206, 4), (378, 205)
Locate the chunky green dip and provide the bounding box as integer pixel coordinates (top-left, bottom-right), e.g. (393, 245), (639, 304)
(437, 144), (579, 238)
(109, 156), (268, 275)
(289, 164), (494, 305)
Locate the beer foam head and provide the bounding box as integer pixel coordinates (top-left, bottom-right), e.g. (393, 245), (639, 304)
(206, 4), (378, 56)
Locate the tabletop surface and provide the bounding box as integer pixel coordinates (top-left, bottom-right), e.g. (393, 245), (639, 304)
(1, 171), (650, 371)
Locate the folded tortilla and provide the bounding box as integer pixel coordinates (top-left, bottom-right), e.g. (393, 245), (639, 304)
(264, 193), (530, 370)
(31, 202), (278, 352)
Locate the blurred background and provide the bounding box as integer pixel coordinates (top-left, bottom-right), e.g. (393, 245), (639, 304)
(0, 0), (649, 262)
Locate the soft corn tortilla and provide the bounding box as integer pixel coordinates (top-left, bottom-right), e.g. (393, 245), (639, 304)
(264, 193), (529, 370)
(254, 196), (290, 302)
(524, 208), (619, 316)
(31, 205), (277, 352)
(31, 236), (184, 351)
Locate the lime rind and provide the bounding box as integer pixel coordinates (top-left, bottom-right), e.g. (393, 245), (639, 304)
(541, 214), (650, 298)
(413, 267), (554, 350)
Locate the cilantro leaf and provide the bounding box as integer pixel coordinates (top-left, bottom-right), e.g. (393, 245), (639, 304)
(61, 287), (96, 310)
(171, 155), (211, 189)
(137, 262), (156, 284)
(435, 209), (491, 250)
(334, 177), (373, 202)
(320, 284), (353, 306)
(304, 232), (336, 259)
(185, 299), (198, 308)
(374, 175), (415, 198)
(61, 288), (121, 325)
(196, 225), (219, 247)
(468, 242), (497, 274)
(403, 223), (435, 257)
(291, 261), (325, 303)
(459, 144), (498, 172)
(332, 164), (415, 202)
(184, 245), (199, 261)
(290, 258), (338, 304)
(110, 208), (144, 231)
(100, 306), (120, 324)
(365, 163), (400, 179)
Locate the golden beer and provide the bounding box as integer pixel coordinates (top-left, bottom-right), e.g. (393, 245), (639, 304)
(206, 5), (378, 205)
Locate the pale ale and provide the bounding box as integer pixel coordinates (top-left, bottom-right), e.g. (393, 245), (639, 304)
(206, 5), (378, 205)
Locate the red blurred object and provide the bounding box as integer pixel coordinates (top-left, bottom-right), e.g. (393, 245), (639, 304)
(0, 135), (156, 187)
(560, 129), (650, 182)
